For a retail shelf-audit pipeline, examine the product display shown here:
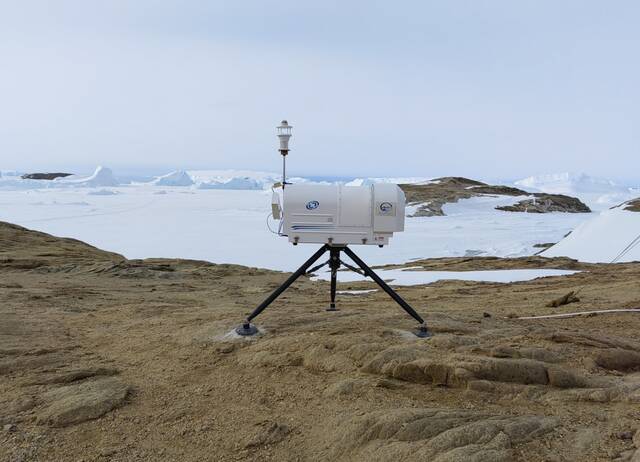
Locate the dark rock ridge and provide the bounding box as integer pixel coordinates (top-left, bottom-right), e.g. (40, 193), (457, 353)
(624, 198), (640, 212)
(495, 194), (591, 213)
(21, 172), (73, 180)
(399, 177), (591, 216)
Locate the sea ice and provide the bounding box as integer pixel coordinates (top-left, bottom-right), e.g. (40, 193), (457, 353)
(0, 185), (591, 271)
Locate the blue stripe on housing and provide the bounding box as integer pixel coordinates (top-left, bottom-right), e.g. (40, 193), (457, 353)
(291, 225), (336, 230)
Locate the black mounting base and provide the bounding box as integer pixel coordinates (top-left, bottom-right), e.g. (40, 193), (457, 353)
(235, 244), (430, 338)
(235, 322), (259, 336)
(414, 325), (432, 338)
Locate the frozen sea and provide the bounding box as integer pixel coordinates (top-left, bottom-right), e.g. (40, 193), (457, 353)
(0, 184), (590, 273)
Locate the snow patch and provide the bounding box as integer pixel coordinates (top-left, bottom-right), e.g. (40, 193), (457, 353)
(313, 268), (579, 286)
(88, 189), (119, 196)
(335, 289), (378, 295)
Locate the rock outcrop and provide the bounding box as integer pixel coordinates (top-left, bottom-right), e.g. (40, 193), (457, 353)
(0, 221), (125, 270)
(624, 198), (640, 212)
(400, 177), (591, 216)
(496, 194), (591, 213)
(331, 408), (559, 462)
(37, 377), (130, 427)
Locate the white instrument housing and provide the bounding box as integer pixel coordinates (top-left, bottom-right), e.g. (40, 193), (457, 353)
(281, 183), (405, 245)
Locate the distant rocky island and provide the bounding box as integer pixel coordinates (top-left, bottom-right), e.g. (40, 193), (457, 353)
(21, 172), (73, 180)
(400, 177), (591, 216)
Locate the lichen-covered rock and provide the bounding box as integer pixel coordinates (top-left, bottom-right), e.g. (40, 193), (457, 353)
(245, 422), (290, 448)
(361, 346), (427, 375)
(547, 366), (590, 388)
(37, 367), (119, 384)
(37, 377), (129, 427)
(331, 408), (559, 462)
(323, 378), (372, 397)
(363, 349), (591, 389)
(549, 332), (640, 351)
(490, 346), (563, 363)
(594, 349), (640, 372)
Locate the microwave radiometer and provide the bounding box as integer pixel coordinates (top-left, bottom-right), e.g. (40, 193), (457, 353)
(279, 183), (405, 246)
(234, 121), (430, 339)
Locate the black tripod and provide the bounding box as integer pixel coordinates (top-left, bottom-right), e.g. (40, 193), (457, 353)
(235, 244), (431, 338)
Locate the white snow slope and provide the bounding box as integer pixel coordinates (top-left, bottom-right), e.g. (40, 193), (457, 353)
(542, 204), (640, 263)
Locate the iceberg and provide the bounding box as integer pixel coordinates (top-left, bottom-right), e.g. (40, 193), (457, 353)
(153, 170), (195, 187)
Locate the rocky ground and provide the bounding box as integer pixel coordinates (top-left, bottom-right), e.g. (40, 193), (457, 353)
(400, 177), (591, 216)
(2, 221), (640, 461)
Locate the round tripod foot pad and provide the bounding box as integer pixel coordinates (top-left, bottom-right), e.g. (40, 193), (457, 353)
(414, 326), (432, 338)
(235, 323), (259, 336)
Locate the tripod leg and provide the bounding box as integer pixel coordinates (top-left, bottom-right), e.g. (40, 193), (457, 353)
(327, 247), (340, 311)
(342, 246), (431, 338)
(236, 245), (329, 336)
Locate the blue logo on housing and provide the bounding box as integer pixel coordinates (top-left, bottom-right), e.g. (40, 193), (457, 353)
(306, 200), (320, 210)
(380, 202), (393, 212)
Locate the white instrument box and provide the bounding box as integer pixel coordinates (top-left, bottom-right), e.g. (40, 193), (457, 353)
(279, 183), (405, 246)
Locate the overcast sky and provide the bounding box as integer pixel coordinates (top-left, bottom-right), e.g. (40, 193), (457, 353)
(1, 1), (639, 181)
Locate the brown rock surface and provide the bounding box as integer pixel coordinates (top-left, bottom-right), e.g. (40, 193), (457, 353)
(1, 221), (640, 461)
(331, 409), (559, 461)
(37, 377), (130, 427)
(594, 349), (640, 371)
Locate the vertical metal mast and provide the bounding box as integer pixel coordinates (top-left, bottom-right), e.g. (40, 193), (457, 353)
(276, 120), (292, 190)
